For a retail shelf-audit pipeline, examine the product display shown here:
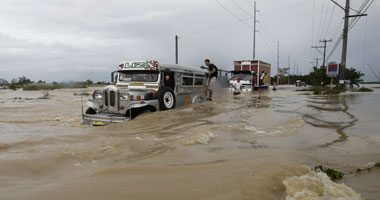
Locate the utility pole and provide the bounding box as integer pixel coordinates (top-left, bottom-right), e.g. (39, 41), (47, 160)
(320, 39), (332, 67)
(330, 0), (368, 81)
(175, 35), (179, 64)
(340, 0), (350, 81)
(312, 39), (332, 67)
(277, 41), (280, 85)
(253, 1), (259, 60)
(310, 58), (321, 68)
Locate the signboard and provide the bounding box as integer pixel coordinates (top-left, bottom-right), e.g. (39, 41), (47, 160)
(326, 63), (339, 78)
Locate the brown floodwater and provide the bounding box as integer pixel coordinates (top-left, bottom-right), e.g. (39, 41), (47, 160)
(0, 85), (380, 200)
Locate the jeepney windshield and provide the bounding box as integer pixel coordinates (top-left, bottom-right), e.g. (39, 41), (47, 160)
(119, 71), (159, 82)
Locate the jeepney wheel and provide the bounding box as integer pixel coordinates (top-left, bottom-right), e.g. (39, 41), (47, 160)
(158, 87), (176, 110)
(85, 107), (96, 114)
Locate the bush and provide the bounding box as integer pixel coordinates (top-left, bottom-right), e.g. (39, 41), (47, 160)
(351, 87), (373, 92)
(23, 83), (60, 91)
(314, 165), (344, 181)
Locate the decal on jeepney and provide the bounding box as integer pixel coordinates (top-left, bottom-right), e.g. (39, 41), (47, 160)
(119, 61), (159, 70)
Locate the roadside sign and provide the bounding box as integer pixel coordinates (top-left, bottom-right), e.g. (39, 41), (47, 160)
(326, 63), (339, 78)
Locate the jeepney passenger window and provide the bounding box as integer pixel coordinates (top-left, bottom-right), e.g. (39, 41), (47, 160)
(182, 73), (194, 86)
(182, 77), (193, 86)
(194, 78), (203, 86)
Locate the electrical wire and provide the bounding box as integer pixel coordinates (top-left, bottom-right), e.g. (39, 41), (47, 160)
(260, 0), (311, 16)
(348, 0), (373, 32)
(180, 17), (251, 38)
(244, 0), (253, 7)
(323, 3), (336, 39)
(309, 0), (316, 63)
(229, 0), (253, 18)
(316, 0), (326, 43)
(320, 0), (331, 40)
(213, 0), (252, 28)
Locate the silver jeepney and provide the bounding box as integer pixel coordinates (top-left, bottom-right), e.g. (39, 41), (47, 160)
(83, 61), (209, 125)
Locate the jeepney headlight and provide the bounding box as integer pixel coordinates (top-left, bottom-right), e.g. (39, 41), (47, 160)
(120, 93), (129, 101)
(93, 91), (103, 100)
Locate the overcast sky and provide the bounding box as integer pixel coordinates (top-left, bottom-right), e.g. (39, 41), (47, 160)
(0, 0), (379, 82)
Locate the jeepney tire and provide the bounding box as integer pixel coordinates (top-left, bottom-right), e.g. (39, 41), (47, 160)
(158, 87), (176, 110)
(85, 107), (96, 115)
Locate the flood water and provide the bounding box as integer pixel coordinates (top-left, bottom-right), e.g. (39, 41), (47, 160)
(1, 85), (380, 200)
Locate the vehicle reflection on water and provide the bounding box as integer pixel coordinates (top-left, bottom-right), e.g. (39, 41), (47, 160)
(0, 85), (379, 199)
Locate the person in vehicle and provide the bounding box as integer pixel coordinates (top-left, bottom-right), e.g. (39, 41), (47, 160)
(232, 78), (242, 95)
(163, 71), (175, 90)
(260, 71), (265, 86)
(262, 73), (268, 85)
(252, 73), (257, 88)
(205, 59), (218, 101)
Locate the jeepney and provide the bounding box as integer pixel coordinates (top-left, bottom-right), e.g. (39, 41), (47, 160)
(83, 60), (209, 125)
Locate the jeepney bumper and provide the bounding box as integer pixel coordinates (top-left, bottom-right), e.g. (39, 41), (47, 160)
(83, 112), (128, 125)
(83, 99), (159, 125)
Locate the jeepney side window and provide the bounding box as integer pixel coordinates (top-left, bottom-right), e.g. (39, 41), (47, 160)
(182, 72), (194, 86)
(194, 74), (204, 86)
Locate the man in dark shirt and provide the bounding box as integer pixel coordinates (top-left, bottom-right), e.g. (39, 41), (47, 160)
(205, 59), (218, 101)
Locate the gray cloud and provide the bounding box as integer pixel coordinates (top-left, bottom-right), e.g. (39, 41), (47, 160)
(0, 0), (379, 82)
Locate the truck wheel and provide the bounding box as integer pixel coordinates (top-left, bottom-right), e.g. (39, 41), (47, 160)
(158, 87), (176, 110)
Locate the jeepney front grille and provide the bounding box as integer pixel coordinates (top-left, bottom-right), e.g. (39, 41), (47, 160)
(104, 91), (109, 106)
(110, 91), (115, 107)
(103, 90), (118, 109)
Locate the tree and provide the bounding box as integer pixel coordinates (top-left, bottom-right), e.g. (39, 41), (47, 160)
(86, 79), (93, 85)
(0, 78), (8, 86)
(307, 66), (330, 86)
(17, 76), (32, 85)
(345, 68), (364, 87)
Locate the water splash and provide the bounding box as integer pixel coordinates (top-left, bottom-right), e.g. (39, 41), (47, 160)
(283, 171), (362, 200)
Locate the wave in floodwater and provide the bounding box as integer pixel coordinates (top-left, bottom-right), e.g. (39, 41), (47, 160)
(283, 171), (362, 200)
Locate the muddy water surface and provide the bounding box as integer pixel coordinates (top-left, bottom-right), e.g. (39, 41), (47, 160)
(0, 86), (380, 200)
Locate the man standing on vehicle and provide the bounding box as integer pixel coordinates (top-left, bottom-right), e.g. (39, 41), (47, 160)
(205, 59), (218, 101)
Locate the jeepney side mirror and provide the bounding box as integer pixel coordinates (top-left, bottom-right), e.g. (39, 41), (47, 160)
(111, 71), (117, 83)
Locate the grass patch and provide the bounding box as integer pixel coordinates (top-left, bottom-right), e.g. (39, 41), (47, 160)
(296, 88), (314, 92)
(296, 86), (347, 95)
(299, 92), (312, 95)
(351, 87), (373, 92)
(314, 165), (344, 181)
(38, 91), (50, 99)
(74, 91), (91, 96)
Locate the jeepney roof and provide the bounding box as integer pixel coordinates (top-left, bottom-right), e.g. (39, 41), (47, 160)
(160, 64), (208, 74)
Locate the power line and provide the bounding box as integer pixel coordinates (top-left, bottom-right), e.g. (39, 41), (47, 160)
(229, 0), (253, 18)
(316, 0), (326, 42)
(244, 0), (253, 7)
(320, 0), (331, 40)
(323, 2), (336, 39)
(261, 0), (311, 16)
(213, 0), (252, 28)
(180, 17), (251, 38)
